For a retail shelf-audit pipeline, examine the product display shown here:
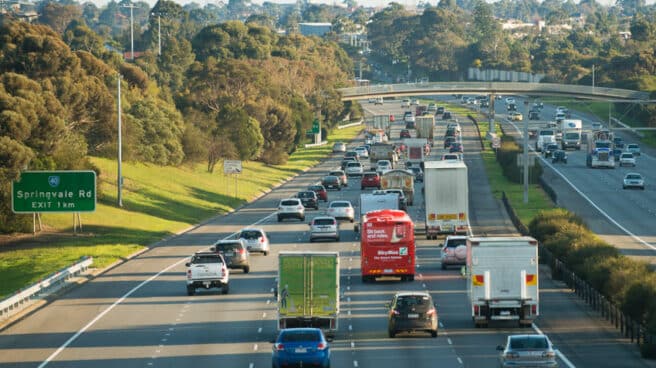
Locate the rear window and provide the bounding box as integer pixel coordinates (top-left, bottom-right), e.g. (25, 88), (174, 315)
(313, 218), (336, 225)
(396, 295), (431, 310)
(281, 199), (300, 206)
(330, 202), (351, 208)
(215, 242), (241, 251)
(347, 162), (361, 168)
(309, 185), (323, 191)
(240, 230), (262, 239)
(192, 255), (223, 264)
(298, 192), (314, 198)
(445, 238), (467, 248)
(510, 336), (548, 349)
(364, 173), (378, 178)
(280, 331), (321, 342)
(329, 171), (343, 176)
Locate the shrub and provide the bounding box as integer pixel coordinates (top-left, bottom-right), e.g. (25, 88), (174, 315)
(528, 208), (585, 243)
(542, 222), (588, 261)
(567, 238), (619, 276)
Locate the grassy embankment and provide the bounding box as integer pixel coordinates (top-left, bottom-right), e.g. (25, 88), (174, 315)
(0, 125), (362, 298)
(447, 105), (554, 225)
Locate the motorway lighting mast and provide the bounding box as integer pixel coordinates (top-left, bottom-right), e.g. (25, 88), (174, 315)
(121, 3), (137, 61)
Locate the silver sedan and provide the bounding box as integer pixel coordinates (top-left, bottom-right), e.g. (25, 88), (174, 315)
(237, 228), (270, 255)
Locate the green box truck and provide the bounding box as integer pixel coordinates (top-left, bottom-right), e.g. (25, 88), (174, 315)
(277, 251), (340, 338)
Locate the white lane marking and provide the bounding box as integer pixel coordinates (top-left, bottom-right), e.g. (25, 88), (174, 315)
(347, 286), (351, 291)
(347, 297), (351, 302)
(457, 357), (463, 364)
(351, 341), (355, 349)
(161, 338), (167, 342)
(439, 322), (444, 328)
(258, 327), (262, 333)
(353, 361), (359, 367)
(447, 338), (452, 345)
(262, 312), (267, 318)
(348, 310), (351, 315)
(506, 121), (655, 251)
(270, 288), (274, 293)
(349, 325), (353, 331)
(533, 324), (576, 368)
(422, 283), (426, 288)
(147, 363), (153, 366)
(249, 363), (254, 368)
(37, 213), (277, 368)
(253, 344), (258, 351)
(267, 299), (271, 305)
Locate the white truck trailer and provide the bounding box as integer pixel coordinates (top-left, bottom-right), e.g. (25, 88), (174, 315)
(415, 115), (435, 142)
(466, 237), (539, 328)
(423, 160), (469, 239)
(560, 119), (582, 150)
(403, 138), (428, 168)
(354, 192), (399, 232)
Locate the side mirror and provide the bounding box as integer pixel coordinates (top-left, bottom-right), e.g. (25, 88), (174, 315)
(185, 262), (191, 267)
(209, 246), (216, 252)
(384, 302), (390, 308)
(496, 345), (505, 351)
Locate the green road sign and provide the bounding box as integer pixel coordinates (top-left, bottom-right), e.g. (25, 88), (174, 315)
(12, 171), (97, 213)
(312, 119), (320, 134)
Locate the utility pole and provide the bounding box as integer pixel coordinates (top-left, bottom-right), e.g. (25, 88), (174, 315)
(592, 64), (595, 91)
(117, 74), (123, 208)
(122, 3), (137, 61)
(523, 99), (530, 204)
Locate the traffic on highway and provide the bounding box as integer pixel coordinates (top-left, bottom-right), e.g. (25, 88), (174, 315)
(1, 97), (654, 368)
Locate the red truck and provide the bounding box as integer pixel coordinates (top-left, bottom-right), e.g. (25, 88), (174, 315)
(360, 209), (416, 283)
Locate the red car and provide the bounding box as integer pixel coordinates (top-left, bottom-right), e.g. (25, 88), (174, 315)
(400, 129), (411, 139)
(360, 172), (381, 190)
(308, 184), (328, 202)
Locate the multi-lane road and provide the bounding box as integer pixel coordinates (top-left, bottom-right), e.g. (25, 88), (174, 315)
(1, 100), (654, 368)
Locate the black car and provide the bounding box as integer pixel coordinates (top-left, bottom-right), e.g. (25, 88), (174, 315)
(444, 136), (456, 149)
(444, 128), (457, 138)
(405, 121), (416, 129)
(552, 150), (567, 164)
(543, 143), (559, 158)
(409, 167), (424, 182)
(528, 111), (540, 120)
(321, 175), (341, 190)
(442, 111), (452, 120)
(387, 292), (438, 338)
(436, 106), (445, 114)
(296, 190), (319, 210)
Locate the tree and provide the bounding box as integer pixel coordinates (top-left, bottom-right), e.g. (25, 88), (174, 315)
(38, 2), (82, 34)
(629, 16), (653, 43)
(217, 105), (264, 161)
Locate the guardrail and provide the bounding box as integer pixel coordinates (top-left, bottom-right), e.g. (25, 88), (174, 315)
(337, 119), (363, 130)
(304, 141), (328, 148)
(0, 256), (93, 319)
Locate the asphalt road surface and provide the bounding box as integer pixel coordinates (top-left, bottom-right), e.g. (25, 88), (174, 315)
(0, 99), (653, 368)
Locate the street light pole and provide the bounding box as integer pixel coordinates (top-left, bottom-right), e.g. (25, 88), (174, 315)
(122, 3), (136, 60)
(117, 74), (123, 207)
(523, 99), (530, 204)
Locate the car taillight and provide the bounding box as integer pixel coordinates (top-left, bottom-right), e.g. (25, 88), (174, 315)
(542, 351), (555, 358)
(505, 352), (520, 359)
(317, 342), (327, 350)
(275, 343), (284, 351)
(473, 305), (479, 314)
(390, 309), (400, 316)
(238, 248), (245, 255)
(259, 237), (265, 244)
(187, 270), (192, 279)
(426, 308), (437, 316)
(531, 305), (537, 314)
(297, 205), (303, 210)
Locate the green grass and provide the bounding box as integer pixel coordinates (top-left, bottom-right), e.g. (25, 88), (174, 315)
(0, 125), (362, 298)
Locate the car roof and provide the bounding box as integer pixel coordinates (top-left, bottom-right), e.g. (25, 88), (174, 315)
(329, 200), (352, 205)
(394, 291), (431, 298)
(281, 198), (301, 202)
(240, 227), (264, 232)
(446, 235), (468, 240)
(312, 216), (337, 221)
(625, 172), (642, 176)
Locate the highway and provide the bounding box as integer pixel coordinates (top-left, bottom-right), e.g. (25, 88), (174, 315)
(484, 98), (656, 265)
(0, 100), (653, 368)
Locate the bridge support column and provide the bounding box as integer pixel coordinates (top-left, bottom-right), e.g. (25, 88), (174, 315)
(488, 93), (496, 134)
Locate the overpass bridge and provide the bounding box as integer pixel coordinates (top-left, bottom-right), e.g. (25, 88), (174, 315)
(338, 81), (650, 102)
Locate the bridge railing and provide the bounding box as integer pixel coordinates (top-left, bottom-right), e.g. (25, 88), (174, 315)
(339, 82), (649, 101)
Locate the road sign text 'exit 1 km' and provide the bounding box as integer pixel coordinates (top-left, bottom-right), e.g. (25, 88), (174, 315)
(12, 171), (97, 213)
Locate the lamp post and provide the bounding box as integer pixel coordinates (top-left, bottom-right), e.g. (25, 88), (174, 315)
(122, 3), (136, 60)
(117, 74), (123, 207)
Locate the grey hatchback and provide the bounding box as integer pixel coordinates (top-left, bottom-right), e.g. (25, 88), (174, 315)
(387, 292), (438, 338)
(497, 334), (558, 368)
(212, 239), (250, 273)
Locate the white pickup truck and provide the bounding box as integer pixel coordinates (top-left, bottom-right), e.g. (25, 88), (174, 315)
(186, 251), (230, 295)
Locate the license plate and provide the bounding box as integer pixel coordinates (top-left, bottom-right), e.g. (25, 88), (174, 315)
(500, 311), (510, 316)
(383, 269), (393, 273)
(407, 313), (419, 319)
(224, 252), (234, 257)
(294, 348), (307, 353)
(203, 281), (211, 287)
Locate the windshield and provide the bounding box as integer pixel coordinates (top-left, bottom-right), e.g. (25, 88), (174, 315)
(313, 218), (335, 225)
(239, 230), (262, 239)
(330, 202), (351, 208)
(540, 130), (554, 136)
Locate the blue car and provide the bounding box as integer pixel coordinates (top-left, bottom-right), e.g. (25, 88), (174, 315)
(272, 328), (330, 368)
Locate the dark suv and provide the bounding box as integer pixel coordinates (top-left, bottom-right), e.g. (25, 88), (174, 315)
(212, 239), (250, 273)
(387, 292), (438, 338)
(296, 191), (319, 210)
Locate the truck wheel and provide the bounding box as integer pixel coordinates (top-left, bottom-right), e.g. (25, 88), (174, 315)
(277, 216), (282, 222)
(388, 329), (396, 338)
(441, 263), (446, 270)
(243, 266), (250, 274)
(431, 330), (438, 338)
(187, 286), (195, 296)
(408, 275), (415, 281)
(222, 284), (229, 294)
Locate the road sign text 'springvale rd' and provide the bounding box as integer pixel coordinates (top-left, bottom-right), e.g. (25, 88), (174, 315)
(12, 171), (97, 213)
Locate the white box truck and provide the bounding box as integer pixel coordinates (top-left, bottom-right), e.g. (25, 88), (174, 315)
(277, 251), (340, 338)
(403, 138), (428, 167)
(466, 237), (539, 328)
(354, 192), (399, 232)
(560, 119), (582, 150)
(423, 160), (469, 239)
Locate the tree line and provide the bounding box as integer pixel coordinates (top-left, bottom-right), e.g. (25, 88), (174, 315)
(0, 0), (358, 233)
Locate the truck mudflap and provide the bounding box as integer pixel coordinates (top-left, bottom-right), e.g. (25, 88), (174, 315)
(473, 301), (538, 327)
